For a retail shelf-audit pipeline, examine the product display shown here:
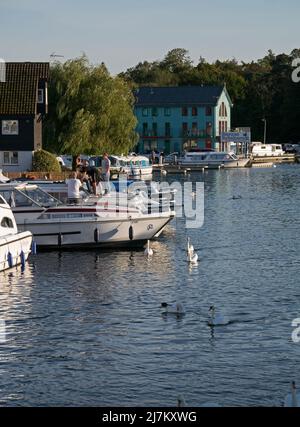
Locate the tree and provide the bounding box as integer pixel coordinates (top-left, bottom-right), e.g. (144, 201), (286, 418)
(44, 56), (138, 168)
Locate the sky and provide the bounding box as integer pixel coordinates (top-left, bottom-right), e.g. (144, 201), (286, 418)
(0, 0), (300, 74)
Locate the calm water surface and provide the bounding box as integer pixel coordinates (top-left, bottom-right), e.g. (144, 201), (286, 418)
(1, 165), (300, 407)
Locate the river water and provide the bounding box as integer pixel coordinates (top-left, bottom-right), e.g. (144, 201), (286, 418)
(1, 164), (300, 407)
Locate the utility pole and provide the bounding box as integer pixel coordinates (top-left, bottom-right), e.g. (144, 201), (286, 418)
(262, 118), (267, 144)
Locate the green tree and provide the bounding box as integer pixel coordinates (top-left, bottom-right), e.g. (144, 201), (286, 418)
(44, 56), (138, 168)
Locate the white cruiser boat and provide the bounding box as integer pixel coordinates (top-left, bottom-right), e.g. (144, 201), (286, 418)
(89, 155), (153, 177)
(0, 195), (32, 272)
(0, 183), (175, 249)
(179, 151), (250, 168)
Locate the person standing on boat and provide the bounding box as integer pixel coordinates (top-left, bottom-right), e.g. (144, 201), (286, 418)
(102, 153), (111, 195)
(67, 171), (82, 204)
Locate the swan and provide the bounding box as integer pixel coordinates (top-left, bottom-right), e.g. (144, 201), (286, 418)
(284, 381), (300, 407)
(187, 237), (194, 256)
(161, 170), (167, 176)
(208, 306), (230, 327)
(188, 251), (198, 265)
(144, 240), (153, 257)
(161, 302), (185, 315)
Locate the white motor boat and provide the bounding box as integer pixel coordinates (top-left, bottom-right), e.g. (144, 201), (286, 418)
(0, 195), (32, 272)
(0, 183), (175, 249)
(179, 150), (250, 168)
(89, 155), (153, 177)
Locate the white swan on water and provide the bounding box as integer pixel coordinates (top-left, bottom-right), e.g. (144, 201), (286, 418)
(284, 381), (300, 407)
(208, 306), (230, 327)
(187, 237), (194, 256)
(161, 302), (185, 315)
(188, 251), (198, 265)
(144, 240), (153, 257)
(187, 238), (198, 264)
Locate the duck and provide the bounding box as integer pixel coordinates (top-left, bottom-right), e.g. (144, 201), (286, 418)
(284, 381), (300, 407)
(161, 302), (185, 315)
(144, 240), (153, 257)
(208, 306), (230, 327)
(177, 395), (221, 407)
(177, 395), (186, 407)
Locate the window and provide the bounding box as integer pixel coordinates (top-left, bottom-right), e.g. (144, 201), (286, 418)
(206, 107), (212, 116)
(3, 151), (18, 165)
(191, 123), (198, 136)
(164, 108), (171, 117)
(152, 107), (158, 117)
(1, 217), (14, 228)
(219, 102), (228, 117)
(2, 120), (19, 135)
(38, 89), (44, 103)
(192, 107), (198, 116)
(165, 122), (171, 137)
(182, 122), (188, 135)
(152, 123), (158, 136)
(142, 108), (148, 117)
(142, 123), (148, 136)
(182, 107), (188, 116)
(206, 122), (212, 136)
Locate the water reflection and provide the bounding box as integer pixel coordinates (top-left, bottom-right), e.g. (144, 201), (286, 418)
(0, 165), (300, 406)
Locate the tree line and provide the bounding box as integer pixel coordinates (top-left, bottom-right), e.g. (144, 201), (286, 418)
(44, 48), (300, 160)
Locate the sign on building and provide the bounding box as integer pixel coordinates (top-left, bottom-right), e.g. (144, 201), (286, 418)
(221, 131), (251, 144)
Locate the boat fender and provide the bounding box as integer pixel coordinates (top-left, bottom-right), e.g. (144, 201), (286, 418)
(20, 251), (26, 269)
(31, 241), (37, 255)
(58, 233), (63, 247)
(94, 228), (100, 243)
(129, 225), (134, 241)
(7, 252), (13, 268)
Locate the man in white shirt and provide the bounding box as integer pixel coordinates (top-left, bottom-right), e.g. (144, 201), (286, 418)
(66, 171), (82, 204)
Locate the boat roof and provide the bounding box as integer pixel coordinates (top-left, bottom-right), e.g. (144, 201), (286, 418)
(0, 182), (39, 191)
(110, 155), (149, 161)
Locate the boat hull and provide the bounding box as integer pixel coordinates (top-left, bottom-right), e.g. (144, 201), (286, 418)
(16, 214), (174, 249)
(0, 231), (32, 272)
(179, 158), (250, 169)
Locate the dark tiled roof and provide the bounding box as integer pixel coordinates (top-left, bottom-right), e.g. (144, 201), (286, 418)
(135, 85), (226, 107)
(0, 62), (49, 115)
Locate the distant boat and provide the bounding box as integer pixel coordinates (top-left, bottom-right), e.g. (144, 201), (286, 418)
(179, 150), (250, 169)
(89, 155), (153, 177)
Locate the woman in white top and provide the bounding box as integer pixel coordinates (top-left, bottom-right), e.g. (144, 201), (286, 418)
(66, 171), (82, 204)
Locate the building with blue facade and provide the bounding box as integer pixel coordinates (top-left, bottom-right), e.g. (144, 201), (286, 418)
(134, 85), (233, 154)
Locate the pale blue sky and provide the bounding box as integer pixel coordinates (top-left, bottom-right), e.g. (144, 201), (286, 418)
(0, 0), (299, 74)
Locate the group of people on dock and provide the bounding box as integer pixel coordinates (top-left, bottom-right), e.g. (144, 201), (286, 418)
(66, 154), (111, 204)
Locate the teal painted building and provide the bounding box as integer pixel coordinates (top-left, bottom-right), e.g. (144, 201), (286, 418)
(134, 85), (233, 154)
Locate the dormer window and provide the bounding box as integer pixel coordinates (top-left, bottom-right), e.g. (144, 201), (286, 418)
(2, 120), (19, 135)
(38, 89), (44, 104)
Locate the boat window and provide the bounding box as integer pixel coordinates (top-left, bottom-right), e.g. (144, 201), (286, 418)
(17, 187), (62, 207)
(1, 217), (14, 228)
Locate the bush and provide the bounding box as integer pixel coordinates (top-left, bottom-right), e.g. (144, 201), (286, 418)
(32, 150), (61, 173)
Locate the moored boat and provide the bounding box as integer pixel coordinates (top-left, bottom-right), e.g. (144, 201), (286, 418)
(179, 150), (250, 168)
(0, 183), (175, 249)
(0, 195), (32, 272)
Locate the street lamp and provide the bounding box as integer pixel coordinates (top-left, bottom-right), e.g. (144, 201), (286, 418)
(262, 118), (267, 145)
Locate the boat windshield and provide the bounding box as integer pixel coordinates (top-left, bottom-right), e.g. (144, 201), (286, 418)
(0, 187), (62, 208)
